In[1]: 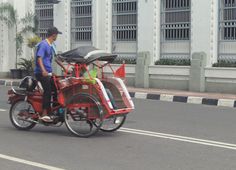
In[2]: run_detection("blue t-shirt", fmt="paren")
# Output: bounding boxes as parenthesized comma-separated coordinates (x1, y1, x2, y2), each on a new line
(34, 40, 56, 74)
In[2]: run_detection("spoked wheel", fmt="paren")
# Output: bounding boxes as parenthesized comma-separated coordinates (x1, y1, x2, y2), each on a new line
(9, 99, 37, 130)
(99, 115, 126, 132)
(64, 93, 103, 137)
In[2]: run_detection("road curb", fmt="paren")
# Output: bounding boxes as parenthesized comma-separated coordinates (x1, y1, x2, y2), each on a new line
(1, 79, 236, 108)
(129, 92, 236, 108)
(0, 80, 20, 87)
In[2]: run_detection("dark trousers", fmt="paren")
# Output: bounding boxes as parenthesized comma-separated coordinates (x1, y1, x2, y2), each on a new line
(35, 74, 57, 111)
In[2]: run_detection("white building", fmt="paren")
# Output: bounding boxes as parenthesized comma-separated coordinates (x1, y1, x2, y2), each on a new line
(0, 0, 34, 73)
(1, 0, 236, 92)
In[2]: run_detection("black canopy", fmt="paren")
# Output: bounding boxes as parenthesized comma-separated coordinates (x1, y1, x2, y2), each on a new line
(58, 46, 117, 64)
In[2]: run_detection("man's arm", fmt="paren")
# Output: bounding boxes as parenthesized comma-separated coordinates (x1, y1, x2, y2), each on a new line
(36, 43, 48, 77)
(38, 57, 48, 77)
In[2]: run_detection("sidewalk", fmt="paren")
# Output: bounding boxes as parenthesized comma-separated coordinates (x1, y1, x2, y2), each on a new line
(1, 78, 236, 108)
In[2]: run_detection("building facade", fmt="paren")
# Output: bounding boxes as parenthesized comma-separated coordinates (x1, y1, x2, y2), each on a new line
(0, 0, 235, 71)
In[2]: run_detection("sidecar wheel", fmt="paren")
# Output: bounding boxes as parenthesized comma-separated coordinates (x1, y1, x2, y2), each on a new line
(65, 93, 103, 137)
(9, 99, 36, 130)
(98, 115, 126, 132)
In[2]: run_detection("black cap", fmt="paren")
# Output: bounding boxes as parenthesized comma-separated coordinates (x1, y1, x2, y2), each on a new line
(47, 26, 62, 37)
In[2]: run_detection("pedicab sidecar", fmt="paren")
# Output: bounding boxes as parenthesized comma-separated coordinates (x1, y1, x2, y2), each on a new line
(57, 46, 135, 136)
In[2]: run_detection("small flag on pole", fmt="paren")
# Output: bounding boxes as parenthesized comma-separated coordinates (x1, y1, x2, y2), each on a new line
(114, 62, 126, 78)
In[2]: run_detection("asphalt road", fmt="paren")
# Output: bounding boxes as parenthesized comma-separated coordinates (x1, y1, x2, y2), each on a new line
(1, 86, 236, 170)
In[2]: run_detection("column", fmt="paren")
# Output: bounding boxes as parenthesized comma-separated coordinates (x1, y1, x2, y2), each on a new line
(137, 0, 161, 65)
(54, 0, 71, 52)
(210, 0, 219, 65)
(92, 0, 107, 50)
(189, 52, 207, 92)
(152, 0, 161, 65)
(53, 0, 70, 75)
(104, 0, 112, 53)
(191, 0, 212, 66)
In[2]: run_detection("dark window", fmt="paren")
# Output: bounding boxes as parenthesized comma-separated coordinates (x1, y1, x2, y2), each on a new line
(162, 0, 191, 41)
(35, 2, 54, 39)
(221, 0, 236, 40)
(71, 0, 92, 42)
(112, 0, 137, 42)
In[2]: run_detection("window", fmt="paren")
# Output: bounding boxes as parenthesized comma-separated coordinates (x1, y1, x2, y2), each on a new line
(35, 1, 54, 39)
(161, 0, 190, 41)
(218, 0, 236, 61)
(220, 0, 236, 40)
(112, 0, 137, 42)
(71, 0, 92, 42)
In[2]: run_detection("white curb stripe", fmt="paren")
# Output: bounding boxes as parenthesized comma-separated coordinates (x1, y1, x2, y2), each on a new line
(135, 92, 147, 99)
(0, 109, 6, 112)
(0, 154, 65, 170)
(187, 96, 203, 104)
(160, 94, 173, 102)
(217, 99, 235, 107)
(119, 127, 236, 150)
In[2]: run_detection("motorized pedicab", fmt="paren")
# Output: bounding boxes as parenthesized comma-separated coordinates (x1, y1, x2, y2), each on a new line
(8, 46, 134, 137)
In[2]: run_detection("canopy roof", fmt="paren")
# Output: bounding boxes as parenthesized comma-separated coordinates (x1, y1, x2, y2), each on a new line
(58, 46, 117, 64)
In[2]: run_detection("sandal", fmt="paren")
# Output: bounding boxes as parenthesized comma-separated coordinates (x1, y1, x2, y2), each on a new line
(39, 115, 53, 122)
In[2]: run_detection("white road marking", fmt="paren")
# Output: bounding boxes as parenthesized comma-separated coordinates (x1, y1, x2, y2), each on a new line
(119, 127, 236, 150)
(0, 154, 65, 170)
(0, 109, 6, 111)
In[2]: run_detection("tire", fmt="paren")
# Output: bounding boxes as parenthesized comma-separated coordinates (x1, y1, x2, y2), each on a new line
(9, 99, 36, 130)
(99, 115, 126, 132)
(64, 93, 103, 137)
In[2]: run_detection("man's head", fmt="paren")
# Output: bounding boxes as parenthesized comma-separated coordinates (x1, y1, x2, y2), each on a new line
(47, 26, 62, 41)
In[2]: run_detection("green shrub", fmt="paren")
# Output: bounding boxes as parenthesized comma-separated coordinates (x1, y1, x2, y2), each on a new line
(212, 60, 236, 67)
(155, 59, 191, 66)
(112, 58, 136, 64)
(17, 57, 34, 72)
(27, 35, 41, 48)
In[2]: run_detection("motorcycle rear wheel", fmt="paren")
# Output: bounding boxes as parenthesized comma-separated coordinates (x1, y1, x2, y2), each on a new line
(9, 99, 37, 130)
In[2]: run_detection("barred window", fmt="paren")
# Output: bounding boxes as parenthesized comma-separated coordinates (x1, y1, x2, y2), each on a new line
(35, 2, 54, 39)
(161, 0, 190, 41)
(71, 0, 92, 42)
(112, 0, 137, 42)
(220, 0, 236, 40)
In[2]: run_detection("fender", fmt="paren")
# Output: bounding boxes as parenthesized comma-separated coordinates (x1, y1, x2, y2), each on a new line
(7, 88, 26, 104)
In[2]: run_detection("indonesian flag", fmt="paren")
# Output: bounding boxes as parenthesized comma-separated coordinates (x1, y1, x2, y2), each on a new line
(114, 63, 126, 78)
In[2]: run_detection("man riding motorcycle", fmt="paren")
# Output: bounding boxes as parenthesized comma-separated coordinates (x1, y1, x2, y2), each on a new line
(34, 26, 66, 122)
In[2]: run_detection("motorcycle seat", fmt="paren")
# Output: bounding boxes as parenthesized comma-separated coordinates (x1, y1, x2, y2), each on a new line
(11, 87, 28, 95)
